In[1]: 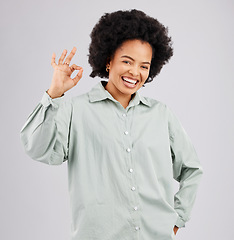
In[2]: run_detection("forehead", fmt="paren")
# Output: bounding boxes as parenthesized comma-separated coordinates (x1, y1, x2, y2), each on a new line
(114, 39, 152, 60)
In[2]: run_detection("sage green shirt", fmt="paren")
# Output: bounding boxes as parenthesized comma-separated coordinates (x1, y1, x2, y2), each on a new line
(20, 80, 203, 240)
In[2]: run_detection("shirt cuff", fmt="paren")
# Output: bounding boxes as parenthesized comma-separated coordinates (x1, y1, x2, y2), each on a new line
(175, 215, 186, 228)
(40, 90, 65, 109)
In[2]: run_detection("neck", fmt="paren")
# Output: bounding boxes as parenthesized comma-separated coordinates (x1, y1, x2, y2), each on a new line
(104, 81, 134, 109)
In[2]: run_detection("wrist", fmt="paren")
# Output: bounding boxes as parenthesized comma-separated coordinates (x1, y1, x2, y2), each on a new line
(46, 89, 64, 99)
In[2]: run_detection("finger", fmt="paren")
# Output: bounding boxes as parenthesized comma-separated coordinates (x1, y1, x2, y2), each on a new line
(58, 49, 67, 65)
(64, 47, 77, 65)
(70, 64, 82, 73)
(72, 68, 83, 86)
(51, 52, 57, 68)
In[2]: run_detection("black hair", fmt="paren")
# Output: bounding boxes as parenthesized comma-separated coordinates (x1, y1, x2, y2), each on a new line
(88, 9, 173, 85)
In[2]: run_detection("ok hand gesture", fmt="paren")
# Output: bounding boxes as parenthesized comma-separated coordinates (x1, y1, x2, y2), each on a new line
(48, 47, 83, 98)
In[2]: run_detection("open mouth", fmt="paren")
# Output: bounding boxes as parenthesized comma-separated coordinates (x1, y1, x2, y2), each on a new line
(121, 76, 139, 87)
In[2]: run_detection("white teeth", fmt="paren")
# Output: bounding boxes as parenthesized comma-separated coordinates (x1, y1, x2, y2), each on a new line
(122, 77, 137, 84)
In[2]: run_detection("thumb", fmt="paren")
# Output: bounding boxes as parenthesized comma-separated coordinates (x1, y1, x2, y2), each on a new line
(72, 68, 83, 86)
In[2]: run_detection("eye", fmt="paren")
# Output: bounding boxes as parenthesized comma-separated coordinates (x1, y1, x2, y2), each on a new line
(123, 60, 130, 64)
(141, 66, 149, 70)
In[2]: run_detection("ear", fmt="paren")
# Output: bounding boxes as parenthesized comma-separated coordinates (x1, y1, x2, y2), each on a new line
(106, 57, 111, 66)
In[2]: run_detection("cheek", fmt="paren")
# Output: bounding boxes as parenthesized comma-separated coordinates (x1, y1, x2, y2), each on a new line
(142, 70, 150, 80)
(118, 64, 129, 72)
(111, 64, 126, 74)
(115, 66, 129, 78)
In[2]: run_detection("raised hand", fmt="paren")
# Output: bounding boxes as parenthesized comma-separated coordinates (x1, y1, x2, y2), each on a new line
(47, 47, 83, 98)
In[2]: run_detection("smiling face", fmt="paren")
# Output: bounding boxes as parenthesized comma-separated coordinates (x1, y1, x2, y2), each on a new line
(105, 39, 152, 104)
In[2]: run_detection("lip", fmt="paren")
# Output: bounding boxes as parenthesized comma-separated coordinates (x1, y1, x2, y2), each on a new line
(121, 76, 140, 88)
(122, 76, 140, 82)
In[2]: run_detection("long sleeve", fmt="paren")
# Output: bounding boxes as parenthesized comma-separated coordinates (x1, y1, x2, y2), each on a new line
(166, 105, 203, 228)
(20, 91, 72, 165)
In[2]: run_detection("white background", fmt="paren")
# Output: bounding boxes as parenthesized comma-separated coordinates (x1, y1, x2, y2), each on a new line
(1, 0, 233, 239)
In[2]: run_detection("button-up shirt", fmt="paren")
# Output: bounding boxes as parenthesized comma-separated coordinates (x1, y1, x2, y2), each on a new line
(20, 80, 203, 240)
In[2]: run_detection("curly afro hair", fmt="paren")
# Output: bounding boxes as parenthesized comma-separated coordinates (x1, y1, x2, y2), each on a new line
(88, 9, 173, 85)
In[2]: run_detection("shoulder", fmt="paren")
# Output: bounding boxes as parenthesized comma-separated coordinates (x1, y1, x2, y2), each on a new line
(70, 92, 89, 105)
(139, 94, 179, 122)
(139, 93, 168, 111)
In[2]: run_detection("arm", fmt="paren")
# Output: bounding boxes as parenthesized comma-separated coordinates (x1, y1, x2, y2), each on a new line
(20, 47, 83, 165)
(20, 91, 72, 165)
(167, 105, 203, 228)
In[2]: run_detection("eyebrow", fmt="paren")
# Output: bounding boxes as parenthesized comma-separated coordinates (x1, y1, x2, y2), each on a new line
(121, 55, 151, 65)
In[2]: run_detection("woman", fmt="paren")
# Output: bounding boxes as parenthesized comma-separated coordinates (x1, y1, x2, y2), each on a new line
(20, 9, 203, 240)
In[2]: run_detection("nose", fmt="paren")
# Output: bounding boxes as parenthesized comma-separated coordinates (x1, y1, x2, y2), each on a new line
(129, 65, 139, 77)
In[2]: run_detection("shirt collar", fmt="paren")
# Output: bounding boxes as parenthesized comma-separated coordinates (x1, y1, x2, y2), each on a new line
(88, 80, 151, 107)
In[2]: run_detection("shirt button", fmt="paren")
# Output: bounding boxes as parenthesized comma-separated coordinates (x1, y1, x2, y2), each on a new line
(122, 113, 127, 117)
(131, 186, 136, 191)
(133, 206, 138, 211)
(126, 148, 131, 152)
(124, 131, 129, 135)
(129, 168, 133, 173)
(135, 226, 140, 231)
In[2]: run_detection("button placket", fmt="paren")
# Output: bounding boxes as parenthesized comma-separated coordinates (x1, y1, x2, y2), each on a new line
(135, 226, 140, 231)
(122, 110, 141, 232)
(126, 147, 131, 153)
